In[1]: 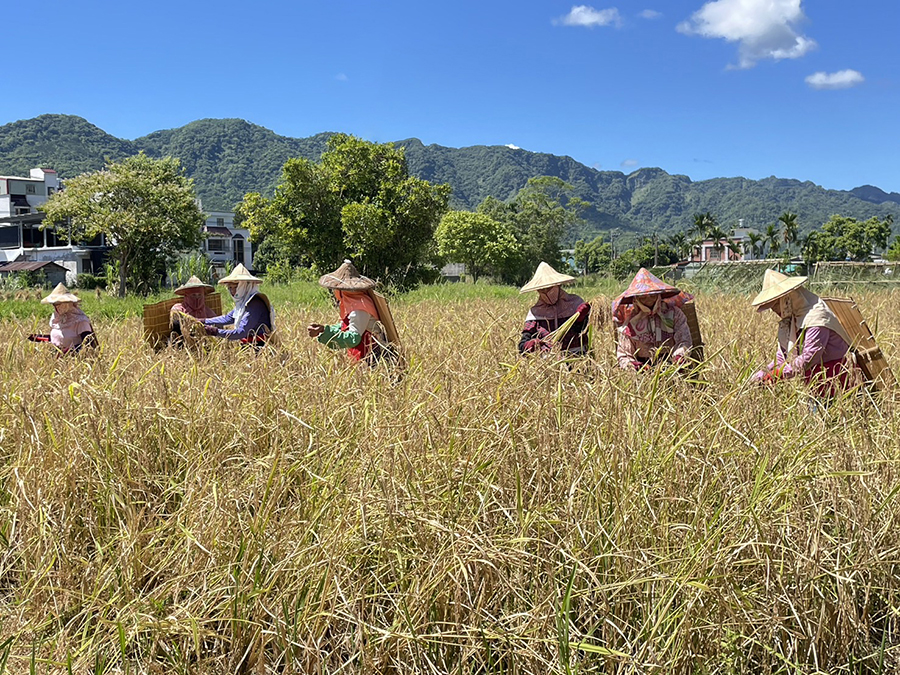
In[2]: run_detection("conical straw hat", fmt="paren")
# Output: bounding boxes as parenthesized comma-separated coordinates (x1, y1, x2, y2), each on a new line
(218, 263, 261, 284)
(751, 269, 807, 309)
(174, 275, 214, 295)
(616, 268, 681, 304)
(519, 262, 575, 293)
(319, 259, 376, 291)
(41, 283, 81, 305)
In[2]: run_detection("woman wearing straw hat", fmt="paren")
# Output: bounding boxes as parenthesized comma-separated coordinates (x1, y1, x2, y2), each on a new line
(750, 269, 856, 393)
(202, 263, 274, 345)
(308, 260, 390, 364)
(518, 262, 591, 356)
(612, 268, 693, 370)
(169, 276, 217, 344)
(27, 283, 98, 354)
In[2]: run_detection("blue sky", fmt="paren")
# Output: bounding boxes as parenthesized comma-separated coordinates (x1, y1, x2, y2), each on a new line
(2, 1, 897, 192)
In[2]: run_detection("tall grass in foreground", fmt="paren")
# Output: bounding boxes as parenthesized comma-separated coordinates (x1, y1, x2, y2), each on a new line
(1, 291, 899, 673)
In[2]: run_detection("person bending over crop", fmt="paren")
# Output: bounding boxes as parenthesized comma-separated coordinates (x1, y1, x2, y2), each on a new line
(518, 262, 591, 356)
(169, 275, 217, 343)
(203, 264, 274, 347)
(750, 270, 858, 395)
(612, 268, 693, 370)
(28, 283, 98, 354)
(307, 260, 391, 364)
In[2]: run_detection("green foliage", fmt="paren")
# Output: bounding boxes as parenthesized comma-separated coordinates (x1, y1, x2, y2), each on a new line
(169, 251, 215, 287)
(0, 270, 47, 291)
(477, 177, 586, 284)
(40, 153, 204, 296)
(573, 235, 613, 273)
(820, 214, 893, 262)
(75, 273, 105, 290)
(239, 134, 450, 289)
(885, 235, 900, 262)
(4, 115, 900, 245)
(435, 211, 520, 281)
(608, 241, 679, 280)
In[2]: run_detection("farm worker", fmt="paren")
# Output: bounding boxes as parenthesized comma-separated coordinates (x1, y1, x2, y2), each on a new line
(518, 261, 591, 356)
(307, 259, 389, 363)
(203, 264, 274, 346)
(170, 276, 217, 321)
(27, 283, 98, 354)
(750, 270, 857, 394)
(169, 275, 217, 342)
(612, 268, 693, 370)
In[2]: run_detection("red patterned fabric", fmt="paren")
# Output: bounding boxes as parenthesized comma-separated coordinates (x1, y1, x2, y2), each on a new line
(612, 268, 693, 326)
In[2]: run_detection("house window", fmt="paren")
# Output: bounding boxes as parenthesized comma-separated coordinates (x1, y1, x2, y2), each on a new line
(232, 235, 245, 264)
(207, 238, 226, 253)
(14, 207, 30, 216)
(22, 225, 44, 248)
(26, 184, 36, 194)
(0, 226, 20, 249)
(216, 217, 225, 228)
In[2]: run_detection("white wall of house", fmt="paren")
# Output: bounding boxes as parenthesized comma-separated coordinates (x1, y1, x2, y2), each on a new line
(202, 211, 253, 270)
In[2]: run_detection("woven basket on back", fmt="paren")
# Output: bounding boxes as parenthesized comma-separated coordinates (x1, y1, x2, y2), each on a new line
(143, 293, 223, 350)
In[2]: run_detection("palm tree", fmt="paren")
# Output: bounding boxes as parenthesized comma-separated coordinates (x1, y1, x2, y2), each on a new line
(779, 212, 799, 255)
(706, 224, 730, 260)
(764, 223, 781, 257)
(691, 212, 718, 239)
(746, 232, 764, 259)
(667, 232, 689, 260)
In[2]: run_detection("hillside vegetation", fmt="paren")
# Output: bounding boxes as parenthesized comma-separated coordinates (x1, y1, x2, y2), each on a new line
(2, 114, 899, 240)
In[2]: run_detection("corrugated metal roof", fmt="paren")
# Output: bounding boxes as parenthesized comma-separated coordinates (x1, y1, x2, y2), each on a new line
(0, 261, 68, 272)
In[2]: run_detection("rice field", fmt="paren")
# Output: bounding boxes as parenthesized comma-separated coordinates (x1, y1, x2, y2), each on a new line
(1, 284, 899, 673)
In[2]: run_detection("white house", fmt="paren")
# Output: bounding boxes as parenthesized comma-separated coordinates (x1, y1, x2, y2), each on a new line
(0, 168, 107, 283)
(201, 210, 253, 271)
(1, 168, 254, 283)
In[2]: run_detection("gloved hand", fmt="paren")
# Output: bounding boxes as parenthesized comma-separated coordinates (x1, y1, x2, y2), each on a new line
(751, 370, 773, 385)
(576, 303, 590, 320)
(205, 325, 219, 336)
(27, 334, 51, 342)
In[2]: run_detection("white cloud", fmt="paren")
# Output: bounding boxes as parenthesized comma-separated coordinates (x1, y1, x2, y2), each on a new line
(639, 9, 662, 19)
(805, 69, 865, 90)
(554, 5, 623, 28)
(335, 73, 349, 82)
(677, 0, 816, 68)
(621, 159, 639, 168)
(505, 144, 521, 150)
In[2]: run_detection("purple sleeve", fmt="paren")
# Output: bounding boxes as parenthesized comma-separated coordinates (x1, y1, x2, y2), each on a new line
(214, 298, 270, 341)
(204, 309, 235, 327)
(782, 326, 827, 378)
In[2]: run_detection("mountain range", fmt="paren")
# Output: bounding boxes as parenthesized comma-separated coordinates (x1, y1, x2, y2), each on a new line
(1, 114, 898, 242)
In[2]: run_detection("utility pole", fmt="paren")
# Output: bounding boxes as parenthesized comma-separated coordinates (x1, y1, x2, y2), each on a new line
(653, 233, 658, 267)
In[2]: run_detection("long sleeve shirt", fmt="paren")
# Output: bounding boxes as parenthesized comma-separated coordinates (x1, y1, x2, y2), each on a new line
(318, 310, 377, 350)
(768, 326, 849, 379)
(616, 307, 692, 369)
(204, 296, 271, 341)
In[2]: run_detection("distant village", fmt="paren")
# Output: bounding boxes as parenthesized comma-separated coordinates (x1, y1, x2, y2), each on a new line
(0, 165, 867, 286)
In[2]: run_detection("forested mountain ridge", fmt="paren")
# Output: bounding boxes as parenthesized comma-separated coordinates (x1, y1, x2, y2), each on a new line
(2, 114, 898, 240)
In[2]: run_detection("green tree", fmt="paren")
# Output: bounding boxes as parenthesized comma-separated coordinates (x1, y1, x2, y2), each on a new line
(573, 235, 614, 273)
(764, 223, 781, 257)
(238, 134, 450, 288)
(886, 235, 900, 262)
(435, 211, 520, 281)
(820, 214, 893, 261)
(778, 212, 799, 254)
(477, 176, 588, 283)
(40, 153, 204, 296)
(746, 232, 764, 258)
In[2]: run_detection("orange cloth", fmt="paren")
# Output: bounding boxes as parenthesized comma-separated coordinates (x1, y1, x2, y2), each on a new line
(336, 290, 379, 322)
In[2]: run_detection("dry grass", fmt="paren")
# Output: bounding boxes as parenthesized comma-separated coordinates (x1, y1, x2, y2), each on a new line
(1, 289, 899, 673)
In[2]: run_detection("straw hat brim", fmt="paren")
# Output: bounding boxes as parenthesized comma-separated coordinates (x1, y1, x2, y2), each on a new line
(174, 283, 214, 295)
(41, 293, 81, 305)
(218, 272, 262, 284)
(751, 275, 807, 309)
(618, 288, 681, 304)
(318, 273, 376, 291)
(519, 277, 575, 293)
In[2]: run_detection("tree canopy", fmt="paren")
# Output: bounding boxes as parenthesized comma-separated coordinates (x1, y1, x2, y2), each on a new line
(238, 134, 450, 288)
(435, 211, 519, 282)
(40, 153, 204, 296)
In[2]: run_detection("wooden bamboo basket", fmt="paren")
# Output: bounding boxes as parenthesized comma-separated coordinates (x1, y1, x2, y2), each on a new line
(143, 293, 223, 350)
(823, 296, 895, 391)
